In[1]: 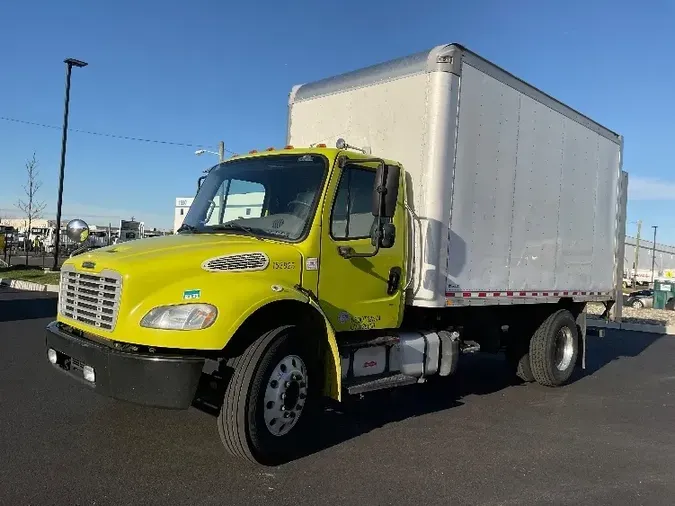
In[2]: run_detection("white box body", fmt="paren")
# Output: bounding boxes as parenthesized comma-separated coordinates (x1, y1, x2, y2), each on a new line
(289, 44, 624, 308)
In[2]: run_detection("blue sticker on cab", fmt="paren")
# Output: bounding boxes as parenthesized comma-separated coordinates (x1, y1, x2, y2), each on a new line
(183, 289, 201, 300)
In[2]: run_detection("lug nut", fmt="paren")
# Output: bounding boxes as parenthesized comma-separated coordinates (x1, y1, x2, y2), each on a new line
(281, 393, 286, 400)
(284, 412, 291, 418)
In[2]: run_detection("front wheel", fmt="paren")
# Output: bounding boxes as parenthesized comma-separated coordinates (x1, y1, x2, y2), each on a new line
(631, 299, 644, 309)
(217, 325, 320, 465)
(529, 309, 579, 387)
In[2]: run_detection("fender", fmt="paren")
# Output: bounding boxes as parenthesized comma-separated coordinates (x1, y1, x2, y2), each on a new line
(305, 295, 342, 402)
(225, 282, 342, 402)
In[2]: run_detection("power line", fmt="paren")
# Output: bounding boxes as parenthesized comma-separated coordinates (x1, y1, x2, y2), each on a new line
(1, 115, 237, 153)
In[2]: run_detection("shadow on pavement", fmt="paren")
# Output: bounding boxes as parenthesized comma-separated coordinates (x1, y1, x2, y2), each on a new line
(574, 329, 663, 378)
(192, 330, 665, 463)
(0, 291, 57, 322)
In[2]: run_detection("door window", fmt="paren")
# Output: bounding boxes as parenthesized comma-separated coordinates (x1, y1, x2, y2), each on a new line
(330, 167, 377, 240)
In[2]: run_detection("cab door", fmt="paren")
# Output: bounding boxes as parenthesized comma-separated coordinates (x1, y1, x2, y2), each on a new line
(317, 162, 406, 332)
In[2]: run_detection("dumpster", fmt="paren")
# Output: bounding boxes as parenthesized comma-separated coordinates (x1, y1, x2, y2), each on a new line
(653, 280, 675, 310)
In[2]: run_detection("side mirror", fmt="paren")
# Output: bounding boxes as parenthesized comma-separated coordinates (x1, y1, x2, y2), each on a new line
(372, 164, 400, 218)
(66, 219, 90, 243)
(371, 222, 396, 249)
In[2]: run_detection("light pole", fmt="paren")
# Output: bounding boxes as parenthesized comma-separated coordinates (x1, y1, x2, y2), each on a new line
(53, 57, 88, 271)
(195, 141, 225, 163)
(651, 225, 658, 284)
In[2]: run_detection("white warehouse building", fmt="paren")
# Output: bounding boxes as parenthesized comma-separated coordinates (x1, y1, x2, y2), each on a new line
(174, 192, 265, 233)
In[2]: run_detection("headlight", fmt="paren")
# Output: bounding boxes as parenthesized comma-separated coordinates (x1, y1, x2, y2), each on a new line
(140, 304, 217, 330)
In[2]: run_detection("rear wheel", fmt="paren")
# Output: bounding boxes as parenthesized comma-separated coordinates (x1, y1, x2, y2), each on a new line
(666, 298, 675, 311)
(529, 309, 579, 387)
(217, 325, 321, 465)
(505, 338, 534, 383)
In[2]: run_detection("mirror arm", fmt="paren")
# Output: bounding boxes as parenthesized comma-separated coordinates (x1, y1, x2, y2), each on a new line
(338, 243, 380, 259)
(338, 216, 383, 259)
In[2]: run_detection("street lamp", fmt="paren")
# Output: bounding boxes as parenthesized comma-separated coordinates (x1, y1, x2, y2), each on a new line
(195, 141, 225, 163)
(53, 57, 88, 271)
(195, 149, 221, 159)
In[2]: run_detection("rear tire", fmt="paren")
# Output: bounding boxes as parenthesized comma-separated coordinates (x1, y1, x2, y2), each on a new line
(529, 309, 579, 387)
(505, 341, 534, 383)
(217, 325, 321, 465)
(631, 299, 644, 309)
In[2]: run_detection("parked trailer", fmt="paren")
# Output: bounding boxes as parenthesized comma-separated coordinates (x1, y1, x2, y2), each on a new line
(44, 43, 626, 465)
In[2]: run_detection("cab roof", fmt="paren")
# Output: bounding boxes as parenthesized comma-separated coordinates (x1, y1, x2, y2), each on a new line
(222, 146, 401, 168)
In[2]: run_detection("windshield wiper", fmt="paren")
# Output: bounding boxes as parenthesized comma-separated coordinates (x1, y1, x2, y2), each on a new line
(210, 223, 265, 240)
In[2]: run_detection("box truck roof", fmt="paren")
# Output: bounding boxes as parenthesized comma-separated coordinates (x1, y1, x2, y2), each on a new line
(289, 43, 620, 144)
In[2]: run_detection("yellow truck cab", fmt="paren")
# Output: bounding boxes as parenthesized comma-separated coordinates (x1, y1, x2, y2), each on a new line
(46, 147, 407, 463)
(45, 43, 625, 465)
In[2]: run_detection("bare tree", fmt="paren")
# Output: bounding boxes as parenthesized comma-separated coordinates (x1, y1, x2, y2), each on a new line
(15, 153, 46, 265)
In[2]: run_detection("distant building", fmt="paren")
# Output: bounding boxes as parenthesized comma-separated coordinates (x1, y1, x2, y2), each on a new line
(624, 235, 675, 281)
(174, 192, 265, 233)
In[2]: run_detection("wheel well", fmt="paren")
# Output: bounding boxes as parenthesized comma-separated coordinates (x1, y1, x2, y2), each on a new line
(222, 300, 328, 360)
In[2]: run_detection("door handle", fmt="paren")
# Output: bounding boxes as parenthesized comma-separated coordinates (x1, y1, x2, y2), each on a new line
(387, 267, 402, 295)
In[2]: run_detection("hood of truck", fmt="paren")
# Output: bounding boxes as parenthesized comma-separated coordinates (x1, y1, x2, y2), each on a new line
(66, 233, 301, 268)
(57, 233, 306, 345)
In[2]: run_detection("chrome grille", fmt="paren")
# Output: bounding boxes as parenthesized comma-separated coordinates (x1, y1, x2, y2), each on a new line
(201, 252, 269, 272)
(58, 267, 122, 331)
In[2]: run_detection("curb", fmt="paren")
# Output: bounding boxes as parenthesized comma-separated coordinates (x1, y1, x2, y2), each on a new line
(588, 319, 675, 336)
(0, 278, 59, 293)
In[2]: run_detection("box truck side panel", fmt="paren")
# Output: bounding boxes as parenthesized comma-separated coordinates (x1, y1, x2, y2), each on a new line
(447, 61, 621, 295)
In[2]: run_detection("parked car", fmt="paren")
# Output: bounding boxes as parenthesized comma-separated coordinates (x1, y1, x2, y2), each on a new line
(624, 289, 654, 309)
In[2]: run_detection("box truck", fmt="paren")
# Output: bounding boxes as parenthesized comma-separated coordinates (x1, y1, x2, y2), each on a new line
(45, 43, 627, 465)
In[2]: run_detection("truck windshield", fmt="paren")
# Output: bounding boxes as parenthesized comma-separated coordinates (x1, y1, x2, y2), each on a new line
(180, 153, 328, 241)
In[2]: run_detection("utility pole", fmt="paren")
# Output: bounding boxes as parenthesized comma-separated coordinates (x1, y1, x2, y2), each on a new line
(633, 220, 642, 288)
(218, 141, 225, 163)
(651, 225, 658, 284)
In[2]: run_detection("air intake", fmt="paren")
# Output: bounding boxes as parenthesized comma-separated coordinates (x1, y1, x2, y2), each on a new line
(201, 252, 269, 272)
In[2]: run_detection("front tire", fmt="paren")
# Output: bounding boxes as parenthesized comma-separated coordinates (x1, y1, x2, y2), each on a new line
(217, 325, 320, 465)
(529, 309, 579, 387)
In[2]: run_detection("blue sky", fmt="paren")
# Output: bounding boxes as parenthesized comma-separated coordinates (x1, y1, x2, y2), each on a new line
(1, 0, 674, 241)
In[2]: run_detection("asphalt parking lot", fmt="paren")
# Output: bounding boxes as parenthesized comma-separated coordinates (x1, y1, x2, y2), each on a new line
(1, 287, 674, 505)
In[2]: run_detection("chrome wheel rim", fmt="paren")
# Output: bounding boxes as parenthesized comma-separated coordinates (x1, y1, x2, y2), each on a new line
(263, 355, 308, 437)
(554, 326, 574, 371)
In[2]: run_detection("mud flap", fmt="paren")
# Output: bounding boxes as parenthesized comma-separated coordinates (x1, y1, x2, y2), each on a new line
(576, 310, 587, 370)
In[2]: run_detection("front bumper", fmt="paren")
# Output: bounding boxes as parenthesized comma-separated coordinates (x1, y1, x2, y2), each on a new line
(45, 321, 205, 409)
